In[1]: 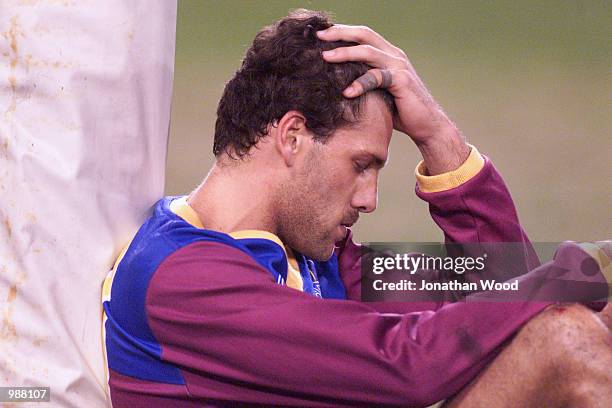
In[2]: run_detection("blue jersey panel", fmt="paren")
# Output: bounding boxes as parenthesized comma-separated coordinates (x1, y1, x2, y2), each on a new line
(106, 197, 251, 384)
(106, 196, 347, 384)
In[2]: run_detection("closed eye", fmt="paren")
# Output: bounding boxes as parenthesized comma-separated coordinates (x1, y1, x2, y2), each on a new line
(354, 161, 368, 174)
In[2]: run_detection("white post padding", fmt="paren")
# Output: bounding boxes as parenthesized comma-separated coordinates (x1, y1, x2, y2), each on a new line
(0, 1, 176, 406)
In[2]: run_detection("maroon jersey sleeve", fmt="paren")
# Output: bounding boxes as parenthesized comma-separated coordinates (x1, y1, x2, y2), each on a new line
(145, 240, 598, 406)
(142, 151, 608, 406)
(338, 155, 540, 311)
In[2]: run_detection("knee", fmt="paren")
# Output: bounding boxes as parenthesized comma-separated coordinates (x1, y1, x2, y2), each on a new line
(518, 303, 609, 365)
(531, 306, 609, 366)
(524, 303, 606, 340)
(516, 304, 612, 403)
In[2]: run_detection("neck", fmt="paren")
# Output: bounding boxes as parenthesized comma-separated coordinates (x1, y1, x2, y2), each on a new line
(187, 160, 279, 235)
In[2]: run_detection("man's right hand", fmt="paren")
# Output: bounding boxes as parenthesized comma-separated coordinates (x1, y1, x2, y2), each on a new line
(317, 25, 471, 175)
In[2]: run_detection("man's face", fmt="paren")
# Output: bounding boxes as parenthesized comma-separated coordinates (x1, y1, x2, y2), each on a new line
(275, 95, 393, 261)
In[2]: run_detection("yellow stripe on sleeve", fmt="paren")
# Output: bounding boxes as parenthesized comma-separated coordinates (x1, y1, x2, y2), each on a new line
(415, 144, 485, 193)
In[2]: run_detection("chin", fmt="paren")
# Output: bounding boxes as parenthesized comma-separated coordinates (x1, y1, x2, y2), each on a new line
(302, 242, 336, 262)
(282, 230, 336, 261)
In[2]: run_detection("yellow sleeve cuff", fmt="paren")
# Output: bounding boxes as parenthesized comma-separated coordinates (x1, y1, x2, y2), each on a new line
(578, 242, 612, 300)
(415, 144, 485, 193)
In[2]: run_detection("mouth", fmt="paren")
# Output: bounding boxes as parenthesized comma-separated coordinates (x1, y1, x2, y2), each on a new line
(341, 216, 359, 229)
(335, 225, 348, 241)
(335, 217, 358, 240)
(340, 224, 352, 234)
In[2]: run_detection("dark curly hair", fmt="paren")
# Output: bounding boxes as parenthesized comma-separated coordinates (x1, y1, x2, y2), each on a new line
(213, 9, 396, 158)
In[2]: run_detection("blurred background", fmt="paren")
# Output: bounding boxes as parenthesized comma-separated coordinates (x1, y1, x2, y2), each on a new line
(167, 0, 611, 243)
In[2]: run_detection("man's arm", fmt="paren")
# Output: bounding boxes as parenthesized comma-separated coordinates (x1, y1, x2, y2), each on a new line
(318, 24, 536, 249)
(144, 240, 608, 406)
(337, 148, 540, 309)
(320, 25, 540, 306)
(145, 240, 540, 407)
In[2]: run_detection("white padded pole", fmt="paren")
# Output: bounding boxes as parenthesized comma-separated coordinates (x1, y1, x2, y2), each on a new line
(0, 1, 177, 406)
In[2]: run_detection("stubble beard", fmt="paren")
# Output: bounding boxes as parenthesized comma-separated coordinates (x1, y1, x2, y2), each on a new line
(274, 162, 336, 261)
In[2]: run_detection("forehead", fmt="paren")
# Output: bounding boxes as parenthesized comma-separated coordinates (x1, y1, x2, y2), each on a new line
(326, 95, 393, 161)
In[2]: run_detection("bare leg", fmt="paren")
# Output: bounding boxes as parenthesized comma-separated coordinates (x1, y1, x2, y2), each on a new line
(444, 304, 612, 407)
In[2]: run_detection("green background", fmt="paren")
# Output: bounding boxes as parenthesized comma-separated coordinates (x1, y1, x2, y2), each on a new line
(167, 0, 611, 242)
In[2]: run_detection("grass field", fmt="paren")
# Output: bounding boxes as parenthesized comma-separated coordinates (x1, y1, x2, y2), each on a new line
(167, 1, 611, 243)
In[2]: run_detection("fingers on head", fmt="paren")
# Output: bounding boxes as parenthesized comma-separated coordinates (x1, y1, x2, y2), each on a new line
(323, 44, 387, 67)
(318, 24, 394, 53)
(318, 24, 371, 42)
(354, 71, 379, 94)
(349, 69, 393, 97)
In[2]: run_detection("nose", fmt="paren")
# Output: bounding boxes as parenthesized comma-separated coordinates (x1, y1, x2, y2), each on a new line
(351, 175, 378, 213)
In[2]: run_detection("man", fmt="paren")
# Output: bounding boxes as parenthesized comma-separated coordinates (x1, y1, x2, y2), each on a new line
(102, 10, 611, 407)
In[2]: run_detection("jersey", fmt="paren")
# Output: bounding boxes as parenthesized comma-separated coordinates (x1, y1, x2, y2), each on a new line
(102, 146, 610, 407)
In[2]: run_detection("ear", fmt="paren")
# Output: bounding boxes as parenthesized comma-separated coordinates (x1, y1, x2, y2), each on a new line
(272, 110, 311, 167)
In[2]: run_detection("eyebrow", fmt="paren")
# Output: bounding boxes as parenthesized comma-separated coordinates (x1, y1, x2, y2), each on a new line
(355, 152, 388, 169)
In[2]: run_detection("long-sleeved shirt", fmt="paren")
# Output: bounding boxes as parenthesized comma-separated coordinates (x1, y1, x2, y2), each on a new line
(102, 146, 610, 407)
